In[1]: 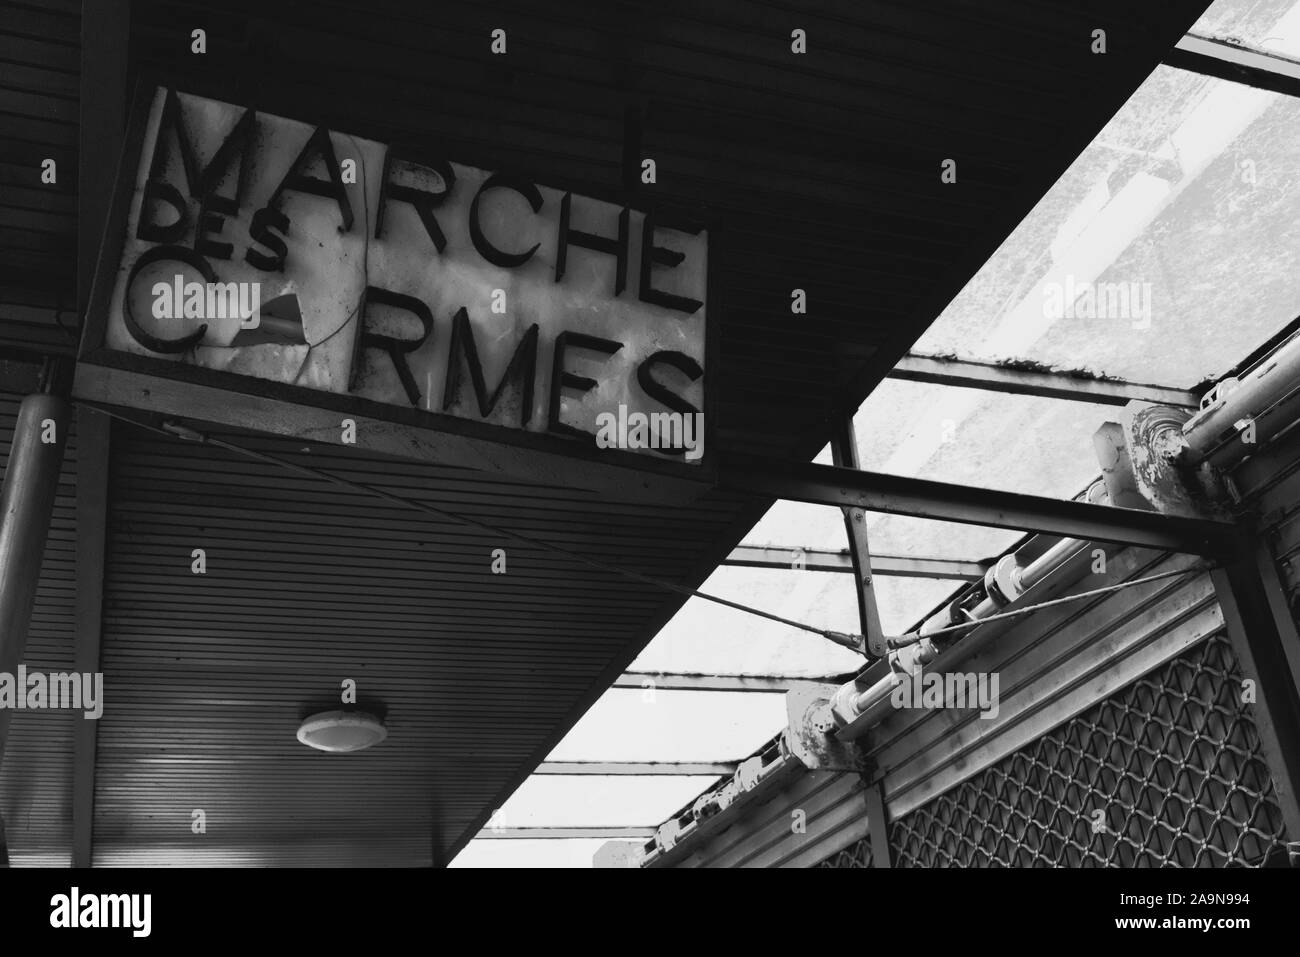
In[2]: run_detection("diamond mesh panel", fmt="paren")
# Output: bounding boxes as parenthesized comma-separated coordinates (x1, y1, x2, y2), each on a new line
(814, 837, 873, 868)
(817, 633, 1291, 868)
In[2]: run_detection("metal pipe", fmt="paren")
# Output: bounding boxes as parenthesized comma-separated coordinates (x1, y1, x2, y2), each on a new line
(851, 662, 911, 718)
(835, 324, 1300, 731)
(644, 733, 798, 862)
(1182, 331, 1300, 467)
(0, 392, 71, 766)
(1023, 537, 1086, 588)
(834, 484, 1109, 732)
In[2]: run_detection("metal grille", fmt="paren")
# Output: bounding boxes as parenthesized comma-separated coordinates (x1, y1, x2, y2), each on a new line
(814, 837, 873, 868)
(819, 633, 1291, 867)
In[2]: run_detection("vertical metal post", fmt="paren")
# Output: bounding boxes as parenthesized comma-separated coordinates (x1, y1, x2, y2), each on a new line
(829, 413, 886, 656)
(1250, 536, 1300, 697)
(836, 411, 893, 865)
(64, 0, 130, 868)
(72, 407, 110, 867)
(0, 391, 71, 766)
(863, 778, 893, 868)
(1212, 536, 1300, 849)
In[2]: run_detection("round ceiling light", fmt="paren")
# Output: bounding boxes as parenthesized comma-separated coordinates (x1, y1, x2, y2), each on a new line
(296, 710, 388, 753)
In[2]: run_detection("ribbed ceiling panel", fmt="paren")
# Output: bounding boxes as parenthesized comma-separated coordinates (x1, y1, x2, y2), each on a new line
(0, 1, 79, 350)
(93, 423, 738, 865)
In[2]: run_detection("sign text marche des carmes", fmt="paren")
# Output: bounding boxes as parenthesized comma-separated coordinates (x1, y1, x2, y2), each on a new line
(96, 87, 708, 468)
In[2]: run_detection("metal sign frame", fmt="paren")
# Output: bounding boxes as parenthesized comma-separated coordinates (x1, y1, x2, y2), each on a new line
(76, 77, 720, 500)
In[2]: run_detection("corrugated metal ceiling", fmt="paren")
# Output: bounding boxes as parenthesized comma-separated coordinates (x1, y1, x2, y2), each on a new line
(0, 0, 79, 355)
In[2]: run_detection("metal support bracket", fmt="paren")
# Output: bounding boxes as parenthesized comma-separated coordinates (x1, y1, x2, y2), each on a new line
(830, 414, 888, 658)
(785, 682, 871, 774)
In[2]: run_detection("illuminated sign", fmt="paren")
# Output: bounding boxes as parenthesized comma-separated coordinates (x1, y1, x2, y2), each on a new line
(77, 87, 713, 495)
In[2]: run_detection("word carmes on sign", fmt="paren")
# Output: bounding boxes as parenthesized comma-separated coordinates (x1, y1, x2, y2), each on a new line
(101, 88, 708, 461)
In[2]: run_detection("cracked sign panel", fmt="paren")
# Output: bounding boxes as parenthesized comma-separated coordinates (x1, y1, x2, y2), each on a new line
(77, 88, 710, 491)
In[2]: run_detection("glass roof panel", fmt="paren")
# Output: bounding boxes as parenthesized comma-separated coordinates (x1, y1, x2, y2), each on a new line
(545, 689, 786, 762)
(629, 566, 863, 677)
(1193, 0, 1300, 54)
(853, 379, 1106, 497)
(450, 839, 611, 868)
(629, 565, 964, 675)
(857, 514, 1021, 564)
(914, 62, 1300, 388)
(489, 775, 721, 828)
(741, 449, 1020, 560)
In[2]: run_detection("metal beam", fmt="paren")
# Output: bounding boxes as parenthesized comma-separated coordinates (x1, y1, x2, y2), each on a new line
(614, 672, 821, 693)
(718, 453, 1235, 553)
(1212, 542, 1300, 844)
(0, 358, 44, 396)
(477, 827, 655, 840)
(890, 354, 1199, 408)
(1250, 540, 1300, 702)
(69, 0, 130, 871)
(536, 762, 734, 776)
(72, 408, 110, 868)
(830, 414, 886, 656)
(724, 544, 986, 580)
(1167, 34, 1300, 99)
(78, 0, 131, 312)
(0, 324, 75, 359)
(864, 778, 892, 868)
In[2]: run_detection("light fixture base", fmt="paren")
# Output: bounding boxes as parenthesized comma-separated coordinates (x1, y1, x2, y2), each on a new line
(297, 710, 387, 753)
